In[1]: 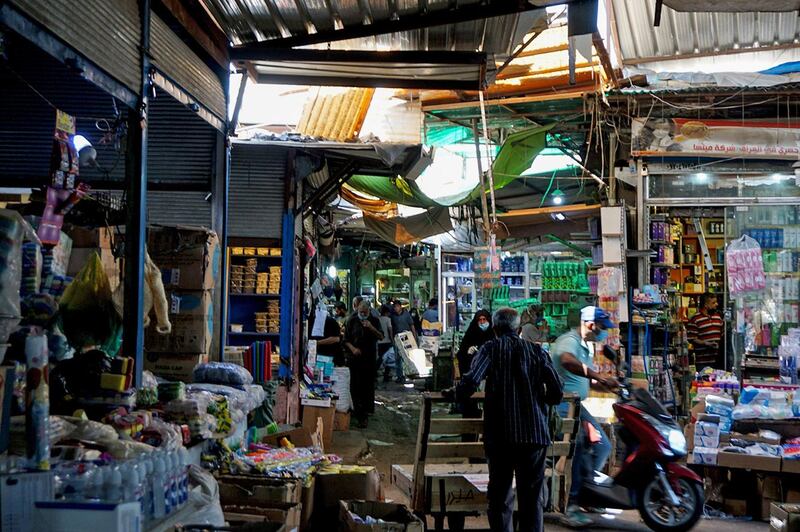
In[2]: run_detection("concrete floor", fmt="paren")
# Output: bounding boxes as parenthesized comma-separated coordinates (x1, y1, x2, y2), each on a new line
(328, 380, 768, 531)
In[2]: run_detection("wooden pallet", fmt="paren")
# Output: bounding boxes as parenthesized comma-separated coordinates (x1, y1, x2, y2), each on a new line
(400, 392, 581, 531)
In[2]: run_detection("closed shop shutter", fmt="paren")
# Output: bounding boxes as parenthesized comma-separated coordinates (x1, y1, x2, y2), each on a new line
(149, 12, 226, 132)
(229, 144, 287, 239)
(9, 0, 140, 92)
(147, 191, 211, 228)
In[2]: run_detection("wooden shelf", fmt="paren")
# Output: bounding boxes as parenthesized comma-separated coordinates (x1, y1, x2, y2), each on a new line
(231, 254, 282, 259)
(229, 331, 280, 337)
(230, 293, 280, 298)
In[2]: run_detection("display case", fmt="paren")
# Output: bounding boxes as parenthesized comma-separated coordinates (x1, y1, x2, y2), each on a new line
(441, 253, 477, 331)
(727, 205, 800, 385)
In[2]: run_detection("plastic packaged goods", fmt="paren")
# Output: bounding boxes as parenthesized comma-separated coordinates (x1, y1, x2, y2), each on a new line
(331, 367, 352, 412)
(726, 235, 767, 296)
(193, 362, 254, 386)
(25, 331, 50, 470)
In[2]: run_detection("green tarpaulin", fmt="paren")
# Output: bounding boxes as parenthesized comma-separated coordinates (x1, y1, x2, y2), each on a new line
(347, 125, 552, 208)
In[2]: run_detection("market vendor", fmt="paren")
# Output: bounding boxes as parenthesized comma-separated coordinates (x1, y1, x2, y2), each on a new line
(309, 302, 346, 366)
(343, 300, 384, 428)
(687, 293, 724, 369)
(551, 306, 617, 528)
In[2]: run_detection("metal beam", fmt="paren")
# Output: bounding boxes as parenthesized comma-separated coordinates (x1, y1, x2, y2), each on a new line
(231, 48, 487, 64)
(231, 0, 540, 49)
(254, 73, 482, 91)
(301, 161, 358, 215)
(422, 90, 589, 111)
(124, 0, 151, 389)
(229, 71, 247, 136)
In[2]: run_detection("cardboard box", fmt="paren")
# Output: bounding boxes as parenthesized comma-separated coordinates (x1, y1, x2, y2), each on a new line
(65, 226, 115, 249)
(149, 225, 219, 290)
(259, 422, 323, 450)
(717, 451, 782, 472)
(334, 410, 351, 432)
(770, 502, 800, 531)
(34, 501, 141, 532)
(218, 476, 301, 507)
(721, 431, 782, 445)
(146, 313, 213, 353)
(339, 500, 423, 532)
(301, 477, 315, 530)
(302, 405, 335, 451)
(313, 467, 381, 528)
(685, 423, 695, 452)
(223, 504, 299, 531)
(692, 447, 718, 465)
(166, 290, 213, 316)
(143, 352, 207, 381)
(787, 490, 800, 504)
(723, 498, 748, 517)
(783, 460, 800, 474)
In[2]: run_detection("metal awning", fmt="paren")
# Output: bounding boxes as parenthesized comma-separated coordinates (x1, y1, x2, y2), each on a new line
(201, 0, 566, 89)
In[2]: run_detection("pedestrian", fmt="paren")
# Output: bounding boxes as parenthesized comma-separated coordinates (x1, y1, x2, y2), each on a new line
(421, 298, 439, 323)
(308, 301, 345, 366)
(343, 300, 384, 428)
(550, 306, 618, 527)
(390, 300, 417, 383)
(455, 307, 563, 532)
(377, 304, 394, 381)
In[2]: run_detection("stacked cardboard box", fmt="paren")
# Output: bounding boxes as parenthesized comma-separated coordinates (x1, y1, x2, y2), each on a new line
(65, 226, 119, 291)
(145, 225, 219, 381)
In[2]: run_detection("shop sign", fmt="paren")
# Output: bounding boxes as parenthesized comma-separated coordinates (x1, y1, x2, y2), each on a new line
(632, 118, 800, 159)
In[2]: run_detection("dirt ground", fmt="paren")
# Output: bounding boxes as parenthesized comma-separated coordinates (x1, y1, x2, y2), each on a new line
(328, 380, 768, 531)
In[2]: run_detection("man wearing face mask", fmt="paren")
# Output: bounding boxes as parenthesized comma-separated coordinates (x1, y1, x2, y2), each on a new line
(551, 306, 617, 528)
(344, 301, 384, 428)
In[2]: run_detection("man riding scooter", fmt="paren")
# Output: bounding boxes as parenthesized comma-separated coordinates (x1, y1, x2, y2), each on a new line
(551, 306, 617, 528)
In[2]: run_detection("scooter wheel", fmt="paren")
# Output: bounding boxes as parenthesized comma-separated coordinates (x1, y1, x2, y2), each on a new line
(637, 478, 703, 532)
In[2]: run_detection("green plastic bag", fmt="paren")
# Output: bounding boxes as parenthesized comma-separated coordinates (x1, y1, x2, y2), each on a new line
(59, 252, 122, 354)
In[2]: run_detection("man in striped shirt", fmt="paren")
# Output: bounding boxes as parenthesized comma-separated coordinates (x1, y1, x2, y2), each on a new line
(456, 307, 563, 532)
(687, 294, 723, 368)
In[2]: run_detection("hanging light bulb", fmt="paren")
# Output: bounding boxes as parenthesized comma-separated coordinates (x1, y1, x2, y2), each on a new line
(551, 188, 565, 205)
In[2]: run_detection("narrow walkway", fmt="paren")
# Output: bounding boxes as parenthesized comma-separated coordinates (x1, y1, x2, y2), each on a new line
(328, 381, 768, 531)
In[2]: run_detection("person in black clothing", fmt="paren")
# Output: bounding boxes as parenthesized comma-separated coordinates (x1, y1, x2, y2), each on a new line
(343, 300, 384, 428)
(456, 309, 495, 418)
(456, 307, 563, 532)
(308, 303, 344, 365)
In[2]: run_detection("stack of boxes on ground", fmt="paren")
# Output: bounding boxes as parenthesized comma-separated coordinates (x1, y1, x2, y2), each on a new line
(145, 225, 219, 381)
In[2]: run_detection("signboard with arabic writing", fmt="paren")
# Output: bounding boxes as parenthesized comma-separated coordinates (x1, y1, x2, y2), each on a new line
(631, 118, 800, 159)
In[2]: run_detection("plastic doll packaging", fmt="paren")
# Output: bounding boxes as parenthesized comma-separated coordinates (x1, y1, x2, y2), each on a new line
(726, 235, 767, 296)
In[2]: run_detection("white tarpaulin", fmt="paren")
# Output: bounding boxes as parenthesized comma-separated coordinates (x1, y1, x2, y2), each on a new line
(664, 0, 800, 11)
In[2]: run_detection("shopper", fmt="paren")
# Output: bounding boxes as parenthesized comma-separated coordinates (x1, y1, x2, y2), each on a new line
(421, 298, 439, 323)
(343, 301, 384, 428)
(308, 303, 344, 365)
(455, 307, 563, 532)
(377, 304, 394, 381)
(550, 306, 618, 528)
(390, 300, 417, 383)
(410, 307, 423, 337)
(520, 305, 548, 345)
(455, 310, 495, 419)
(687, 293, 724, 369)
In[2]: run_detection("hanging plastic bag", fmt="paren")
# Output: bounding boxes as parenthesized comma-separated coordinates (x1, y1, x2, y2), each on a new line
(0, 211, 37, 344)
(726, 234, 766, 296)
(59, 252, 121, 352)
(112, 250, 171, 334)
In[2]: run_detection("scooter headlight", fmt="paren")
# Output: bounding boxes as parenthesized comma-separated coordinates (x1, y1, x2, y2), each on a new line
(668, 429, 687, 455)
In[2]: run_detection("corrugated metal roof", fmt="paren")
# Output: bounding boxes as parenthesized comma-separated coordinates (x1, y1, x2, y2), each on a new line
(201, 0, 544, 62)
(611, 0, 800, 64)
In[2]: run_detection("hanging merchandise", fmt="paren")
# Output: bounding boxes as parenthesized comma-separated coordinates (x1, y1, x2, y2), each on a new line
(25, 330, 49, 470)
(726, 234, 767, 296)
(597, 267, 623, 351)
(111, 251, 171, 334)
(0, 211, 36, 347)
(59, 252, 122, 354)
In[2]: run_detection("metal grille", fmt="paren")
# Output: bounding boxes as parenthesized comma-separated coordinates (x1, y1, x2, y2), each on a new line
(148, 88, 217, 187)
(150, 12, 227, 126)
(9, 0, 140, 91)
(228, 144, 287, 239)
(147, 190, 212, 227)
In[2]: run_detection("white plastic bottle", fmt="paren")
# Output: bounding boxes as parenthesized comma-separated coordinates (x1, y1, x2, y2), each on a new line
(105, 464, 123, 504)
(178, 448, 190, 506)
(142, 456, 155, 522)
(166, 451, 178, 513)
(152, 454, 167, 519)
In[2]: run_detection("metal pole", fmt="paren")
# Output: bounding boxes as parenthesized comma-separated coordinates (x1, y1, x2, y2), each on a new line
(471, 119, 491, 236)
(124, 0, 150, 388)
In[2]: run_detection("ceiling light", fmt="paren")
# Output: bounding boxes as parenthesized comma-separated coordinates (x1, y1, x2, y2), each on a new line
(551, 188, 565, 205)
(695, 173, 708, 183)
(551, 212, 566, 222)
(327, 265, 337, 278)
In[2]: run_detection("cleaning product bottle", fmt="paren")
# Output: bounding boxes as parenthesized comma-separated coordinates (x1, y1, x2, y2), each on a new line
(152, 453, 167, 519)
(178, 447, 190, 506)
(105, 464, 123, 503)
(167, 451, 178, 513)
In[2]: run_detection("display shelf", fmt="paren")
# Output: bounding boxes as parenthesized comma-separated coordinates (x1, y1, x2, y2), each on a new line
(501, 272, 526, 277)
(229, 331, 280, 337)
(652, 263, 678, 268)
(231, 254, 282, 259)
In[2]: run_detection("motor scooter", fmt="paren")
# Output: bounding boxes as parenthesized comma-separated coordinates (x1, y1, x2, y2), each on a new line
(575, 348, 704, 531)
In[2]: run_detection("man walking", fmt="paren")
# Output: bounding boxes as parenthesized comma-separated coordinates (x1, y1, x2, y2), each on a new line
(343, 301, 384, 428)
(390, 300, 416, 382)
(551, 306, 617, 527)
(456, 307, 563, 532)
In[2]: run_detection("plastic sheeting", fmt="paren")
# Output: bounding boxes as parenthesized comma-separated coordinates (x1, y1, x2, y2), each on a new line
(363, 207, 453, 246)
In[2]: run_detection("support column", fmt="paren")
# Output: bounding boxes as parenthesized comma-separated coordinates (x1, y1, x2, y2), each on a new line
(124, 0, 151, 388)
(212, 131, 230, 361)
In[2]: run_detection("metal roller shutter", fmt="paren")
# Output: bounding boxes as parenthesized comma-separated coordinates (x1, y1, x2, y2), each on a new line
(148, 88, 217, 187)
(229, 144, 287, 239)
(9, 0, 140, 92)
(147, 190, 211, 227)
(150, 12, 226, 132)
